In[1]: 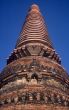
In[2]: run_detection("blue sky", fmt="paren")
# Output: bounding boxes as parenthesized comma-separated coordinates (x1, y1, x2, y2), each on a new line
(0, 0, 69, 74)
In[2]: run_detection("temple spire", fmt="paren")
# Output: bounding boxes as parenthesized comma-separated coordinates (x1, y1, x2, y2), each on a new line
(7, 4, 61, 64)
(0, 5, 69, 110)
(15, 4, 53, 48)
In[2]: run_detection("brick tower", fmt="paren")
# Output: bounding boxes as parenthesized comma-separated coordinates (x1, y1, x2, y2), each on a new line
(0, 4, 69, 110)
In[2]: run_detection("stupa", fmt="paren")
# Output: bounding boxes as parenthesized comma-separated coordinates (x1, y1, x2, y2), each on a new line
(0, 4, 69, 110)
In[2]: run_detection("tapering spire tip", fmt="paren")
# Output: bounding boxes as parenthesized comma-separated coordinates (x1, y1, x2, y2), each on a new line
(30, 4, 40, 12)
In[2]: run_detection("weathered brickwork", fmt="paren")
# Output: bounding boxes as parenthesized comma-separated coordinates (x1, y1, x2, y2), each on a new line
(0, 104, 69, 110)
(0, 4, 69, 110)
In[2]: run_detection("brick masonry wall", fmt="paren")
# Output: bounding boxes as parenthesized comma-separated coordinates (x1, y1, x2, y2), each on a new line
(0, 104, 69, 110)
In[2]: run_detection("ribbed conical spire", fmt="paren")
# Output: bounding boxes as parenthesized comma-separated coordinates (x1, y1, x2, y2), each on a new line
(7, 4, 61, 64)
(15, 4, 53, 48)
